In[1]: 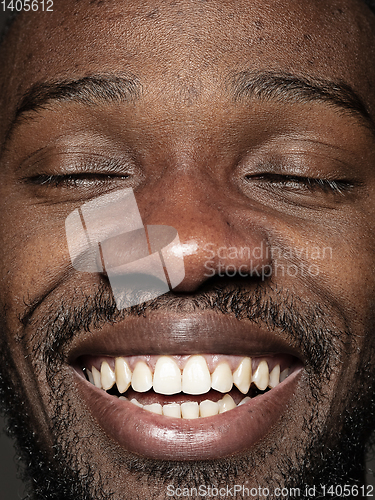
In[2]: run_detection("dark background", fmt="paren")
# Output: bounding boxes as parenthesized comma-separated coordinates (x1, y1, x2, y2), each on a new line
(0, 6, 375, 500)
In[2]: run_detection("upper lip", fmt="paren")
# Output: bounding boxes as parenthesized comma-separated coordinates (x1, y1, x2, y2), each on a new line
(67, 310, 305, 363)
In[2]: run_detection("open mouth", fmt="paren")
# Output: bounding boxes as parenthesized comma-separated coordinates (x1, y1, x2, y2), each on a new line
(79, 354, 299, 419)
(70, 313, 304, 460)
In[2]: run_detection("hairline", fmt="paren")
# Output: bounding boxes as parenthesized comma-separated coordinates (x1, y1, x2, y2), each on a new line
(1, 0, 375, 43)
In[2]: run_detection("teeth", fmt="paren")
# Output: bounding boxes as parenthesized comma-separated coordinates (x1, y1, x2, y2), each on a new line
(211, 362, 233, 393)
(86, 354, 294, 418)
(269, 364, 280, 388)
(125, 395, 251, 417)
(233, 357, 251, 394)
(200, 399, 219, 417)
(163, 403, 181, 418)
(115, 358, 132, 393)
(132, 361, 153, 392)
(181, 401, 200, 419)
(238, 396, 251, 406)
(218, 394, 236, 413)
(182, 355, 211, 395)
(280, 368, 289, 382)
(86, 369, 94, 385)
(101, 361, 116, 390)
(153, 356, 181, 395)
(144, 403, 163, 415)
(253, 360, 269, 391)
(130, 398, 143, 408)
(92, 366, 102, 389)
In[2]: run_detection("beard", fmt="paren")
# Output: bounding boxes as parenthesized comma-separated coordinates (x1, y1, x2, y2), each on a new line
(0, 280, 374, 500)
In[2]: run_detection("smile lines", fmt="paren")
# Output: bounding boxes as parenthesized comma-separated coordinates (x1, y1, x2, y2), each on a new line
(81, 354, 295, 418)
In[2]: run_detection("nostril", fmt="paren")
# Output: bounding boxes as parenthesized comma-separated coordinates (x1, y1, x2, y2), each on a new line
(199, 272, 271, 291)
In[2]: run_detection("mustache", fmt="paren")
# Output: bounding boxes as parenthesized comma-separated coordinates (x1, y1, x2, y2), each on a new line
(26, 279, 344, 378)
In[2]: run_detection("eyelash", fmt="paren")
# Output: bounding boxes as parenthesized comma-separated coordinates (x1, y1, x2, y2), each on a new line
(27, 173, 130, 187)
(245, 174, 354, 194)
(28, 172, 353, 197)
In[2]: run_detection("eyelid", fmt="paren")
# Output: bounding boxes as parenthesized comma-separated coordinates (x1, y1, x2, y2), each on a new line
(18, 149, 138, 178)
(244, 173, 356, 194)
(236, 145, 360, 181)
(25, 172, 131, 187)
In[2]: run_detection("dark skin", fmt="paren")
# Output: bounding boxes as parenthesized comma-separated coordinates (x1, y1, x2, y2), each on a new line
(0, 0, 375, 498)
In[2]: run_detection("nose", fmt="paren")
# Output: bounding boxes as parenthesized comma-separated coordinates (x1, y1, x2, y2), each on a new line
(65, 173, 273, 305)
(137, 170, 272, 292)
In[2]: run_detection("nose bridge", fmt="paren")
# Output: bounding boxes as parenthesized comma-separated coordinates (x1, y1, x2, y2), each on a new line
(146, 166, 219, 231)
(139, 167, 272, 291)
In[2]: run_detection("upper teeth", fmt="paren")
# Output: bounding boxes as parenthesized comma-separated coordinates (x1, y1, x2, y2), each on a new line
(86, 354, 291, 397)
(153, 356, 182, 395)
(181, 355, 212, 394)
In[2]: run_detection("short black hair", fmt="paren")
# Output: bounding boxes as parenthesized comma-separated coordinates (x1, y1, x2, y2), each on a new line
(1, 1, 375, 45)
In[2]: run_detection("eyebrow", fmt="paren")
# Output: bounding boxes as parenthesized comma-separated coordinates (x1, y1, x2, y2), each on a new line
(230, 70, 375, 133)
(3, 70, 374, 151)
(3, 74, 142, 147)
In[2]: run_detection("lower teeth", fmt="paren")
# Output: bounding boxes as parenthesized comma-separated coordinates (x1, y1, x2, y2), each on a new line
(116, 392, 252, 418)
(100, 384, 271, 419)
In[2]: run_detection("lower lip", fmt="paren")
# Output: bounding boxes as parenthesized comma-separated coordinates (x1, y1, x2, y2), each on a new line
(75, 369, 302, 460)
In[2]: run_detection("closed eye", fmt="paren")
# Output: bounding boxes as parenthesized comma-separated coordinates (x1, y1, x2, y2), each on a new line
(27, 173, 131, 188)
(244, 173, 355, 195)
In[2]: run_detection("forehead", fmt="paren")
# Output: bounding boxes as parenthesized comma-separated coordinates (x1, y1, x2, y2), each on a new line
(1, 0, 375, 134)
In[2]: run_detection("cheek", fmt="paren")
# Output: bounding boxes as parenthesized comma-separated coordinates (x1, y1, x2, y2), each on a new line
(321, 218, 375, 317)
(268, 215, 375, 420)
(0, 197, 70, 319)
(273, 212, 375, 315)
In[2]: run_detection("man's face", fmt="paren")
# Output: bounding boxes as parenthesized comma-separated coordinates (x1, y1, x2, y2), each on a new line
(0, 0, 375, 498)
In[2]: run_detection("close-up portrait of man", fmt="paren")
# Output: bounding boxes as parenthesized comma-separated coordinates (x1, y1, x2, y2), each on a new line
(0, 0, 375, 499)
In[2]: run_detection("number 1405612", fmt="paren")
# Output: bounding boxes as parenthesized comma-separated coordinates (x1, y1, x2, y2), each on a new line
(1, 0, 53, 11)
